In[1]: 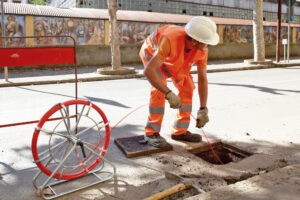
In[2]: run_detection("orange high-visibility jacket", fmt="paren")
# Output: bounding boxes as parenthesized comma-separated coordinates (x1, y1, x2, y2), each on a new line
(140, 25, 208, 85)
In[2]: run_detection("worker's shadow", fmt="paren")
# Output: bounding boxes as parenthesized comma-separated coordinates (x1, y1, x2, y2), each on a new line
(209, 82, 300, 95)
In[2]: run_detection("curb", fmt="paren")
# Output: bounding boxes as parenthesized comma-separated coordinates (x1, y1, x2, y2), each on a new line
(0, 74, 145, 88)
(1, 63, 300, 88)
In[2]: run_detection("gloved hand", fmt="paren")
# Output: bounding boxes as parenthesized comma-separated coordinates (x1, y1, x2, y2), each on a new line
(165, 91, 182, 109)
(196, 107, 209, 128)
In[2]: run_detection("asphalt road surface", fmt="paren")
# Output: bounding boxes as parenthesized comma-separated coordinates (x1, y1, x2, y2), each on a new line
(1, 66, 300, 200)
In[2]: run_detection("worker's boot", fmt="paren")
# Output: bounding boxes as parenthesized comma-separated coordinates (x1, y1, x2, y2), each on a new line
(144, 133, 167, 148)
(171, 131, 202, 142)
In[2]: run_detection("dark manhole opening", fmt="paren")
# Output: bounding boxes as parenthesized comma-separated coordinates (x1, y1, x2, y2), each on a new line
(194, 142, 253, 165)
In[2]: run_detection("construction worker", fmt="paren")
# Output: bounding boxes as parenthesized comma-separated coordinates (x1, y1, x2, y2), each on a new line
(139, 16, 219, 148)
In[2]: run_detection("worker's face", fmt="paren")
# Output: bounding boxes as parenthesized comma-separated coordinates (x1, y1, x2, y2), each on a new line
(192, 39, 209, 50)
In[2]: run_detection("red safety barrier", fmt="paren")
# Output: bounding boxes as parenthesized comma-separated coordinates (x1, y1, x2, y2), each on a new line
(0, 36, 78, 128)
(0, 47, 75, 67)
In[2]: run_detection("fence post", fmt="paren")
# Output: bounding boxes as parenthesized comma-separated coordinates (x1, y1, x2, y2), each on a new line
(1, 0, 8, 81)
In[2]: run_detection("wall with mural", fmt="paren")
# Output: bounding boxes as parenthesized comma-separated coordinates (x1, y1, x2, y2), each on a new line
(223, 25, 290, 44)
(1, 14, 300, 47)
(33, 17, 105, 46)
(0, 15, 25, 47)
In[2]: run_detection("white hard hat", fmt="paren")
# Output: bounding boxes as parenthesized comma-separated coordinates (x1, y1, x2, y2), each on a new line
(185, 16, 219, 45)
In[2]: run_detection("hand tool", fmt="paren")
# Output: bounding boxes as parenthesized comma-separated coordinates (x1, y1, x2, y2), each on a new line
(144, 171, 205, 200)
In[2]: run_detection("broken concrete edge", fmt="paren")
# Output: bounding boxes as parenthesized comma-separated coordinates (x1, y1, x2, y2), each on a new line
(1, 63, 300, 87)
(185, 163, 297, 200)
(185, 139, 222, 153)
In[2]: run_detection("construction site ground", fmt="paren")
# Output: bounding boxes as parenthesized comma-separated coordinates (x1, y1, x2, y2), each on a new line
(0, 58, 300, 200)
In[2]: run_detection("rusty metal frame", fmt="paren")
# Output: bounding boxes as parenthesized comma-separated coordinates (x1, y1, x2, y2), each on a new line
(0, 35, 78, 128)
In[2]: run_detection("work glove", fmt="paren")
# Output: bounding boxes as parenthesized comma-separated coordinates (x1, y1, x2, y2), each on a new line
(196, 107, 209, 128)
(165, 91, 182, 109)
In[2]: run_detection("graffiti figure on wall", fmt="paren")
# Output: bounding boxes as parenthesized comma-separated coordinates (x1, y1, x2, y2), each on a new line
(75, 20, 87, 45)
(34, 19, 47, 45)
(34, 17, 76, 45)
(4, 15, 25, 47)
(51, 18, 68, 44)
(242, 26, 253, 43)
(264, 26, 277, 43)
(64, 19, 77, 44)
(281, 27, 288, 40)
(87, 20, 105, 45)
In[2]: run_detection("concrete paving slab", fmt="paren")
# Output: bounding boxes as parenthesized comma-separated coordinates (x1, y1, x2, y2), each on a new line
(1, 60, 300, 200)
(186, 164, 300, 200)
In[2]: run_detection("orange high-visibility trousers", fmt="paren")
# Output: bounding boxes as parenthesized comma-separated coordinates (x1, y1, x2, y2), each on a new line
(144, 68, 195, 136)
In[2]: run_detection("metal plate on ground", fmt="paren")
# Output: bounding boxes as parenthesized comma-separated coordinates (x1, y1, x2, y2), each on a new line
(114, 135, 173, 158)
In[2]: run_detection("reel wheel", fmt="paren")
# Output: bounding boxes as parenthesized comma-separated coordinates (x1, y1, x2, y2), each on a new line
(31, 99, 110, 180)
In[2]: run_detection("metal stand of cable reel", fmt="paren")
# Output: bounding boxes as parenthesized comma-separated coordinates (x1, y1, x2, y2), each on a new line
(31, 99, 116, 199)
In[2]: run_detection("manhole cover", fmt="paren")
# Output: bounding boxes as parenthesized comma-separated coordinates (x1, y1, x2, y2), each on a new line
(114, 135, 173, 158)
(194, 142, 252, 165)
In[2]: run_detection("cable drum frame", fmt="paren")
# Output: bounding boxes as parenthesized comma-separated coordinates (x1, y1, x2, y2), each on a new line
(0, 36, 116, 199)
(32, 99, 116, 199)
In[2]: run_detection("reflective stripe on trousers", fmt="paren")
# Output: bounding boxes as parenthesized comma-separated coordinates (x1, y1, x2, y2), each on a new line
(171, 75, 195, 135)
(145, 76, 166, 136)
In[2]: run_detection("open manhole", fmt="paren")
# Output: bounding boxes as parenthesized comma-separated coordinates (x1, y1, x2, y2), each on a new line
(192, 142, 252, 165)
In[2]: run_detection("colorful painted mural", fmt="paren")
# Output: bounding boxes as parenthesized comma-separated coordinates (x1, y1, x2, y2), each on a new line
(0, 15, 25, 47)
(280, 26, 288, 40)
(264, 26, 277, 43)
(223, 25, 292, 44)
(86, 19, 105, 45)
(34, 17, 105, 46)
(223, 25, 253, 43)
(264, 26, 291, 43)
(119, 22, 165, 44)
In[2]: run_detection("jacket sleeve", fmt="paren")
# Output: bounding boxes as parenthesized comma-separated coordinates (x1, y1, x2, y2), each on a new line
(195, 49, 208, 69)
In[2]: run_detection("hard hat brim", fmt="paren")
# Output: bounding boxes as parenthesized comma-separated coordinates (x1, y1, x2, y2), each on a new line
(186, 30, 220, 46)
